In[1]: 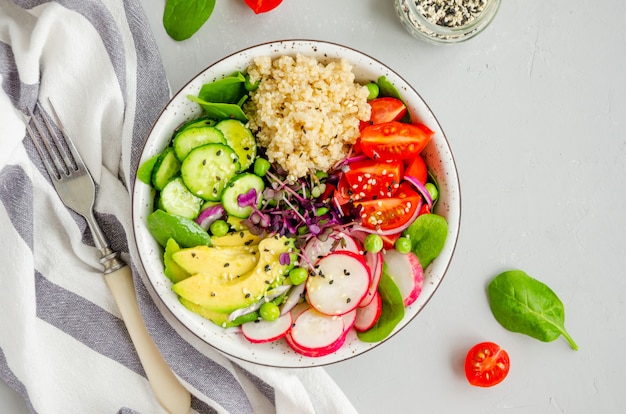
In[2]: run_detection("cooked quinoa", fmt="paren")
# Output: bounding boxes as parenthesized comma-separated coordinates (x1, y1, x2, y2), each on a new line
(244, 54, 371, 182)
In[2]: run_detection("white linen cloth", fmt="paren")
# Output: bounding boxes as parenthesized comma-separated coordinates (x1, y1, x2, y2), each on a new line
(0, 1, 359, 413)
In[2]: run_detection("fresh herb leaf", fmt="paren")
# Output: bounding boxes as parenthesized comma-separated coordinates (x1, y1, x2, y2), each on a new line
(197, 72, 247, 104)
(357, 265, 405, 342)
(488, 270, 578, 350)
(402, 213, 448, 269)
(187, 95, 249, 123)
(163, 0, 216, 41)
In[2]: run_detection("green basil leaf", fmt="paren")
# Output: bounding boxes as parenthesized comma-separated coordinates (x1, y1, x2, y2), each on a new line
(488, 270, 578, 350)
(403, 213, 448, 269)
(163, 0, 216, 41)
(357, 265, 405, 343)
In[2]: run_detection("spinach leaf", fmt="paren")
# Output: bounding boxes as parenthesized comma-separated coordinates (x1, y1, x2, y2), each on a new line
(187, 95, 249, 123)
(402, 213, 448, 269)
(163, 0, 216, 41)
(488, 270, 578, 350)
(357, 265, 405, 343)
(198, 72, 247, 104)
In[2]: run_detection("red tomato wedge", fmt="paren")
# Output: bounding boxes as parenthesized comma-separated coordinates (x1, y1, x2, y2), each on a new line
(360, 121, 433, 161)
(368, 97, 407, 124)
(404, 154, 428, 184)
(354, 182, 422, 232)
(343, 159, 404, 201)
(464, 342, 511, 387)
(244, 0, 283, 14)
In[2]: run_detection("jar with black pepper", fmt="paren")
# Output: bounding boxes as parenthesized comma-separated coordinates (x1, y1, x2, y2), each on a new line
(395, 0, 501, 44)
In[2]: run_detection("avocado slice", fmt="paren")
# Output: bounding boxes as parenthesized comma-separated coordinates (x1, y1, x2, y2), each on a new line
(173, 236, 294, 314)
(172, 244, 259, 279)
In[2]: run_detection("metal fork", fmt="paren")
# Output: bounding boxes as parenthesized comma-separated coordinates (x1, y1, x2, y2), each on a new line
(25, 100, 191, 414)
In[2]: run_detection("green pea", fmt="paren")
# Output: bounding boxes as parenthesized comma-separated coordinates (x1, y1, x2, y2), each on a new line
(259, 302, 280, 321)
(253, 158, 271, 177)
(365, 82, 380, 100)
(425, 182, 439, 202)
(315, 207, 329, 216)
(209, 219, 229, 236)
(364, 234, 383, 253)
(289, 267, 309, 285)
(244, 73, 260, 91)
(394, 236, 412, 254)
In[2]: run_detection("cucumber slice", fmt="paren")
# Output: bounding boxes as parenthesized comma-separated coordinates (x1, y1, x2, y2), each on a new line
(215, 119, 256, 171)
(181, 143, 240, 201)
(160, 177, 203, 219)
(173, 126, 226, 161)
(176, 116, 216, 131)
(151, 147, 181, 190)
(222, 173, 265, 218)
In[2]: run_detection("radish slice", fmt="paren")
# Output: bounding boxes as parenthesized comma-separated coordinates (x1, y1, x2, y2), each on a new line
(306, 251, 370, 316)
(354, 291, 382, 332)
(241, 313, 292, 344)
(359, 251, 383, 308)
(383, 250, 424, 306)
(286, 308, 346, 357)
(279, 282, 306, 316)
(301, 231, 361, 268)
(341, 308, 357, 334)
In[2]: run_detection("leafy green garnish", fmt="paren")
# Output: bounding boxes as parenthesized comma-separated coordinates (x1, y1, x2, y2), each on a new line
(488, 270, 578, 350)
(187, 96, 249, 123)
(197, 72, 247, 104)
(163, 0, 216, 41)
(403, 213, 448, 269)
(357, 266, 405, 342)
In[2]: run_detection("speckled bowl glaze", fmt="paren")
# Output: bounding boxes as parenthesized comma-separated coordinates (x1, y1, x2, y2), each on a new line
(132, 40, 461, 367)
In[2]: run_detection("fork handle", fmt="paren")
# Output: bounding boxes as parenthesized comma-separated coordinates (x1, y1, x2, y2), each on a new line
(104, 266, 191, 414)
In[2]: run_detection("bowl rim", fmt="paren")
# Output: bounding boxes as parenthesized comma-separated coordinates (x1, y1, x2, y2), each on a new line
(131, 39, 461, 367)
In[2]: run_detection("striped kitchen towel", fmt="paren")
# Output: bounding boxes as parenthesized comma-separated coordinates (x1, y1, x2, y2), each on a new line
(0, 1, 358, 413)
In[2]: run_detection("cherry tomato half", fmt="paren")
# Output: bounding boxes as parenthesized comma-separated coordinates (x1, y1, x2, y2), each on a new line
(464, 342, 510, 387)
(354, 182, 422, 232)
(360, 121, 433, 161)
(404, 154, 428, 184)
(368, 97, 407, 124)
(244, 0, 283, 14)
(343, 159, 404, 201)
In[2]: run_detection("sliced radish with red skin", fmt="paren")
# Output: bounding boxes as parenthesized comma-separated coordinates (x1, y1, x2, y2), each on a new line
(341, 308, 357, 334)
(302, 231, 361, 268)
(241, 313, 292, 344)
(306, 251, 370, 316)
(383, 249, 424, 306)
(287, 308, 346, 356)
(358, 251, 383, 308)
(285, 331, 347, 358)
(279, 282, 306, 315)
(354, 291, 382, 332)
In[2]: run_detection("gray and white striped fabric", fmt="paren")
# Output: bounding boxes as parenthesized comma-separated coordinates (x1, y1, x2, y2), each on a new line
(0, 1, 358, 413)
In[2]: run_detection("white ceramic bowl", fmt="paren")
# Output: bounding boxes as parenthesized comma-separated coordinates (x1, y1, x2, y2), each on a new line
(132, 40, 461, 367)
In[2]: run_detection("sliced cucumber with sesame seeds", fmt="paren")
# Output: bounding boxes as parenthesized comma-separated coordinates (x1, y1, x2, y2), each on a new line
(181, 143, 240, 201)
(159, 177, 203, 219)
(151, 147, 181, 191)
(221, 173, 265, 219)
(215, 119, 256, 171)
(173, 126, 226, 161)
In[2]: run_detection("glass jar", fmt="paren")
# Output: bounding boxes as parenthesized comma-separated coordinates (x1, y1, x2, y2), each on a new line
(395, 0, 501, 44)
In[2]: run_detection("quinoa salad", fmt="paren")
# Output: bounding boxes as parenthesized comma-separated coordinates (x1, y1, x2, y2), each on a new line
(244, 54, 371, 182)
(139, 51, 447, 358)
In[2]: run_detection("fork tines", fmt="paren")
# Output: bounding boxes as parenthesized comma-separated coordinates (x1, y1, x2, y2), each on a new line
(26, 101, 83, 180)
